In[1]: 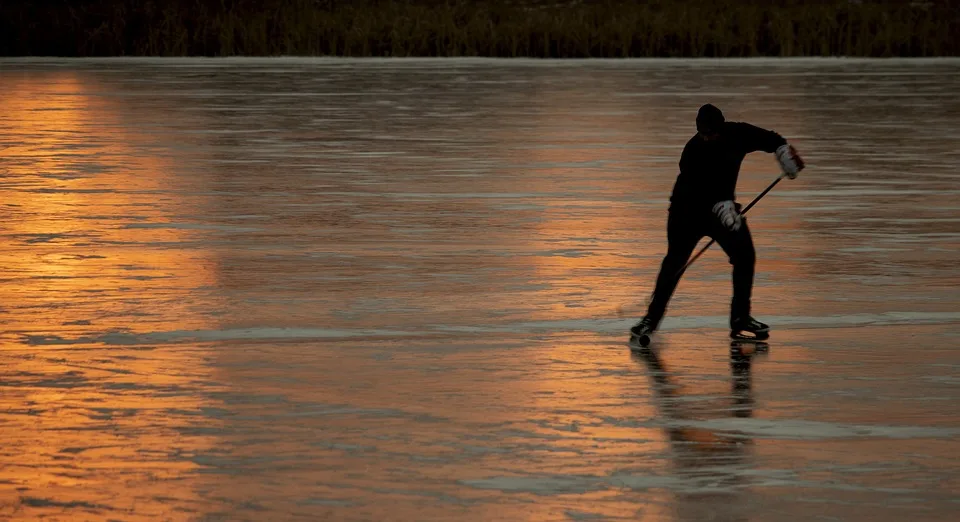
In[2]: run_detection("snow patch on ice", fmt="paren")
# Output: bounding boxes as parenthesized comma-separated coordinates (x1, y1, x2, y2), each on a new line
(121, 222, 262, 232)
(22, 327, 420, 346)
(461, 469, 919, 495)
(682, 418, 960, 441)
(21, 311, 960, 347)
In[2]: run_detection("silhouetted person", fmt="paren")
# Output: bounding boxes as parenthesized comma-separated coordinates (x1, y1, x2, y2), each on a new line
(631, 104, 803, 341)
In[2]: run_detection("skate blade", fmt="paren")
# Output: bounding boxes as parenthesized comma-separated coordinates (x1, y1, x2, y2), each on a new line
(628, 333, 652, 350)
(730, 330, 770, 341)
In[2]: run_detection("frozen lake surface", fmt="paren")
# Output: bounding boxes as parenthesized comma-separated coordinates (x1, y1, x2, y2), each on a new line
(1, 58, 959, 521)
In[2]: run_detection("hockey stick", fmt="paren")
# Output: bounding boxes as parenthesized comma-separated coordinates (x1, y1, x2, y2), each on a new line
(675, 172, 786, 277)
(616, 172, 786, 319)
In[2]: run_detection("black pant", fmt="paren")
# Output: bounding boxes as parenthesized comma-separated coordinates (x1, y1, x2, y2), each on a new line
(646, 207, 756, 327)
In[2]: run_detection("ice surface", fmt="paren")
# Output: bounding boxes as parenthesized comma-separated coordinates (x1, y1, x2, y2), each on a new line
(0, 58, 958, 521)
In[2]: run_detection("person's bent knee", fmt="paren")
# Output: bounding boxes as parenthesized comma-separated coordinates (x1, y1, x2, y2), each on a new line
(730, 249, 755, 267)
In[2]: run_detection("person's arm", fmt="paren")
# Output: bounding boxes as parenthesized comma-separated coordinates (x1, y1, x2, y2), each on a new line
(732, 122, 786, 153)
(735, 122, 805, 179)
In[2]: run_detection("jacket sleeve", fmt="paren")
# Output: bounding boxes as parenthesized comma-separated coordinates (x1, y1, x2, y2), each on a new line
(733, 122, 787, 154)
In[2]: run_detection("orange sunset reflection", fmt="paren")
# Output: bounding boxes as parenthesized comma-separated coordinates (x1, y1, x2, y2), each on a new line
(0, 70, 224, 518)
(0, 72, 222, 336)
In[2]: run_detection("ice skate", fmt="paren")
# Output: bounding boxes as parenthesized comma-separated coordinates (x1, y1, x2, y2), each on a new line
(730, 316, 770, 341)
(629, 316, 657, 349)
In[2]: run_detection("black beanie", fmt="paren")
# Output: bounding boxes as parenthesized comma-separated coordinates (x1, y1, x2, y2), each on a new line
(696, 104, 724, 132)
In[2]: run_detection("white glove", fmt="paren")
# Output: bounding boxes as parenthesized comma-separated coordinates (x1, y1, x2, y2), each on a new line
(776, 144, 805, 179)
(712, 200, 741, 232)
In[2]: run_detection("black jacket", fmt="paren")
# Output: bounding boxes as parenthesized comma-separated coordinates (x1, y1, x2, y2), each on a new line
(669, 122, 786, 212)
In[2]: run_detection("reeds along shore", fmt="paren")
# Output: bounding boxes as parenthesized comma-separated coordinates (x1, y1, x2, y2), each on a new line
(2, 0, 958, 57)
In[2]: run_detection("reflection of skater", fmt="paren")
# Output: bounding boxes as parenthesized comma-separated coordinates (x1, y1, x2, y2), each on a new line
(729, 341, 766, 418)
(633, 343, 768, 517)
(633, 342, 766, 435)
(631, 104, 804, 341)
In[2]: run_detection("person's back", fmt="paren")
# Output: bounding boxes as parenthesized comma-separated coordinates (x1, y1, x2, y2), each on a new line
(670, 105, 788, 213)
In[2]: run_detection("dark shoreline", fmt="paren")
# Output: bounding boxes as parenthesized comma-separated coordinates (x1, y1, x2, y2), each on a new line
(2, 0, 958, 58)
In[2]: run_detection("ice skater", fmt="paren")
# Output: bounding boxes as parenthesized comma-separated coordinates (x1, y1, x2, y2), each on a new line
(631, 104, 804, 344)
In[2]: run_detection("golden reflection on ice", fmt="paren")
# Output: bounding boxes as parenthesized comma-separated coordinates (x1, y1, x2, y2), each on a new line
(0, 72, 222, 335)
(0, 71, 223, 519)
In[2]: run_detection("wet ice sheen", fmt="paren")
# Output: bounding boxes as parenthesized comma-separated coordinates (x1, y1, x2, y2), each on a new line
(1, 58, 958, 521)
